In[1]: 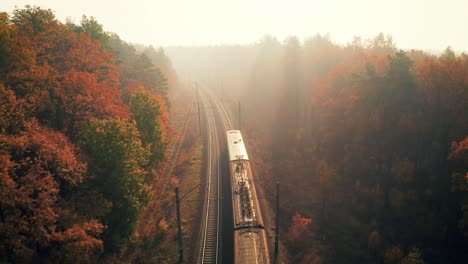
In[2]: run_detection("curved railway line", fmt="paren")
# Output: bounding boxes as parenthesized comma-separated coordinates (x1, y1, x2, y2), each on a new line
(196, 84, 269, 263)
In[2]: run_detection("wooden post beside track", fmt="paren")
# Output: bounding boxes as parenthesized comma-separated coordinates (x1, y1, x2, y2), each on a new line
(274, 182, 280, 264)
(175, 187, 184, 263)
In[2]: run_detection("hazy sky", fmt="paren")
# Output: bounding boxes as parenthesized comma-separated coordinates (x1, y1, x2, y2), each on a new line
(1, 0, 467, 51)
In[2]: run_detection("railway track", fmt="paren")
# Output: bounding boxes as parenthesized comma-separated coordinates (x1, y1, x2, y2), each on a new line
(197, 87, 222, 264)
(203, 87, 233, 131)
(196, 84, 236, 263)
(203, 85, 271, 264)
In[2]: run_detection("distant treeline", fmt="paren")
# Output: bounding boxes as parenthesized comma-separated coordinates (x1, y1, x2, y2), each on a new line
(0, 6, 177, 263)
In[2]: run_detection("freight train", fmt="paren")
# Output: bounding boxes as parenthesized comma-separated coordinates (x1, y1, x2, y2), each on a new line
(226, 130, 270, 264)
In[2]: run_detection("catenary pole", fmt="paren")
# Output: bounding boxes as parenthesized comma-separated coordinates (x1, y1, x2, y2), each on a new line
(175, 187, 184, 263)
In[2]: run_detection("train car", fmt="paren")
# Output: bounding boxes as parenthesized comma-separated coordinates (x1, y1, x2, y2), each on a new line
(227, 130, 270, 264)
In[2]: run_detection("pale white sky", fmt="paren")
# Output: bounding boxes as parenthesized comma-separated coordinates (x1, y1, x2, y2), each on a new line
(1, 0, 466, 51)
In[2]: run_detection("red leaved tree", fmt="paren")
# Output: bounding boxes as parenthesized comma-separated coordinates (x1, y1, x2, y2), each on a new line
(64, 32, 120, 88)
(57, 69, 130, 140)
(0, 121, 104, 263)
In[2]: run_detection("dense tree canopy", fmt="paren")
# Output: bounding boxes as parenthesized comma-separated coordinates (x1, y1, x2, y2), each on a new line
(0, 5, 174, 262)
(85, 119, 149, 251)
(257, 35, 468, 263)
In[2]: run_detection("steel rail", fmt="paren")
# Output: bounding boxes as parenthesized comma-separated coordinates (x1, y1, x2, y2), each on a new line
(197, 87, 221, 264)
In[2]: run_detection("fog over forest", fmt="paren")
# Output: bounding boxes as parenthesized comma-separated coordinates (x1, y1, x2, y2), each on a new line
(0, 3, 467, 264)
(166, 34, 468, 263)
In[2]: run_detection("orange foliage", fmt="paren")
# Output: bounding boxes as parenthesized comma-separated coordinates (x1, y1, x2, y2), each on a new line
(287, 212, 313, 243)
(0, 6, 175, 260)
(312, 52, 388, 109)
(450, 137, 468, 162)
(59, 220, 105, 262)
(0, 121, 103, 261)
(58, 69, 130, 139)
(64, 32, 120, 87)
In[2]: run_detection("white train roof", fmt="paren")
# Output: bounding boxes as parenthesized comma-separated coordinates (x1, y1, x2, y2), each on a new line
(226, 130, 249, 161)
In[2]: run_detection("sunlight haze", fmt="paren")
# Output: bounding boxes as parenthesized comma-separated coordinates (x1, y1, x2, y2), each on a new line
(1, 0, 467, 51)
(2, 1, 468, 263)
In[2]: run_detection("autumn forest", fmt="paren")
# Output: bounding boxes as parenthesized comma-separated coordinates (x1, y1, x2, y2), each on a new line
(0, 6, 176, 263)
(1, 4, 468, 264)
